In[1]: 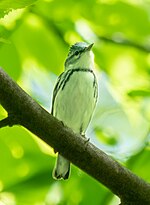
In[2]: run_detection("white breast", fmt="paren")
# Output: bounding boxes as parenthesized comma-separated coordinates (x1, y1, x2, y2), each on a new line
(53, 70, 97, 134)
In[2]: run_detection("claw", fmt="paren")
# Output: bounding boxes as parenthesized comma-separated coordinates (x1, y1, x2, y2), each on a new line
(54, 148, 58, 153)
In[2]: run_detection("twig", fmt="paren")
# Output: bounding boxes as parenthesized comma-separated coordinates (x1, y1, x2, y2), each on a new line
(99, 36, 150, 53)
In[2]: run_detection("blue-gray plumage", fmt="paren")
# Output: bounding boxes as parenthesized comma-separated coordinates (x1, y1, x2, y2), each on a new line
(51, 42, 98, 180)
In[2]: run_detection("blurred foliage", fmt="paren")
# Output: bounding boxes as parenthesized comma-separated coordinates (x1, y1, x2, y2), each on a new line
(0, 0, 38, 18)
(0, 0, 150, 204)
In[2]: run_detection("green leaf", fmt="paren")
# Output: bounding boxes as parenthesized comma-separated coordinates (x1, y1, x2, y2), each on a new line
(0, 126, 52, 189)
(127, 146, 150, 181)
(0, 0, 38, 18)
(128, 90, 150, 98)
(0, 42, 22, 79)
(11, 13, 66, 74)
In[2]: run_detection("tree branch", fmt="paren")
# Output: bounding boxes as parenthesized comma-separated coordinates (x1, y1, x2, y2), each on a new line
(0, 115, 20, 128)
(99, 36, 150, 53)
(0, 117, 11, 128)
(0, 67, 150, 204)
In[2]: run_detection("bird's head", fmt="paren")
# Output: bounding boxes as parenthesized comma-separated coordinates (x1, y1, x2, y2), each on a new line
(65, 42, 94, 70)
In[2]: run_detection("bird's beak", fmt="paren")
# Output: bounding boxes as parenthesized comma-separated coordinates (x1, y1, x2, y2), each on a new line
(85, 43, 94, 51)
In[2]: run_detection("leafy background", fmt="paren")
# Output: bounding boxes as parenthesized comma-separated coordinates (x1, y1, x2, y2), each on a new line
(0, 0, 150, 204)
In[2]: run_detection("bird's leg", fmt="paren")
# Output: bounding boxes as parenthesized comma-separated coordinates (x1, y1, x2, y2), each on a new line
(60, 120, 65, 127)
(54, 148, 58, 154)
(81, 134, 86, 138)
(83, 136, 90, 151)
(81, 133, 90, 144)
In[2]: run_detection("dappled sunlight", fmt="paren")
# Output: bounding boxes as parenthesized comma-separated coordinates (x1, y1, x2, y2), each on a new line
(17, 162, 30, 178)
(26, 14, 42, 28)
(0, 192, 16, 205)
(19, 60, 55, 110)
(31, 133, 55, 156)
(64, 31, 81, 45)
(97, 0, 118, 4)
(9, 143, 24, 159)
(44, 0, 54, 2)
(0, 8, 24, 29)
(111, 54, 137, 89)
(0, 181, 4, 192)
(108, 13, 121, 26)
(45, 183, 63, 205)
(75, 20, 98, 42)
(123, 0, 144, 6)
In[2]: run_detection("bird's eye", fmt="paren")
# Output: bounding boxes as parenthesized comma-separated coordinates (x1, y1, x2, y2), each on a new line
(74, 51, 79, 56)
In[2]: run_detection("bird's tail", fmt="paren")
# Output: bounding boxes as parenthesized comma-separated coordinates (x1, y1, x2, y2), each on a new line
(53, 154, 70, 180)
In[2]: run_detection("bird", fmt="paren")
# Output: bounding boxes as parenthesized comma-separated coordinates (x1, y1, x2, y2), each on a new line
(51, 42, 98, 180)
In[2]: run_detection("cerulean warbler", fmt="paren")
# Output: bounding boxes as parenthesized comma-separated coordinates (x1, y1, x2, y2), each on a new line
(51, 42, 98, 180)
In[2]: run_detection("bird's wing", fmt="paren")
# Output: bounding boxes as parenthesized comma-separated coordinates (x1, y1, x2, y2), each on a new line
(51, 72, 64, 115)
